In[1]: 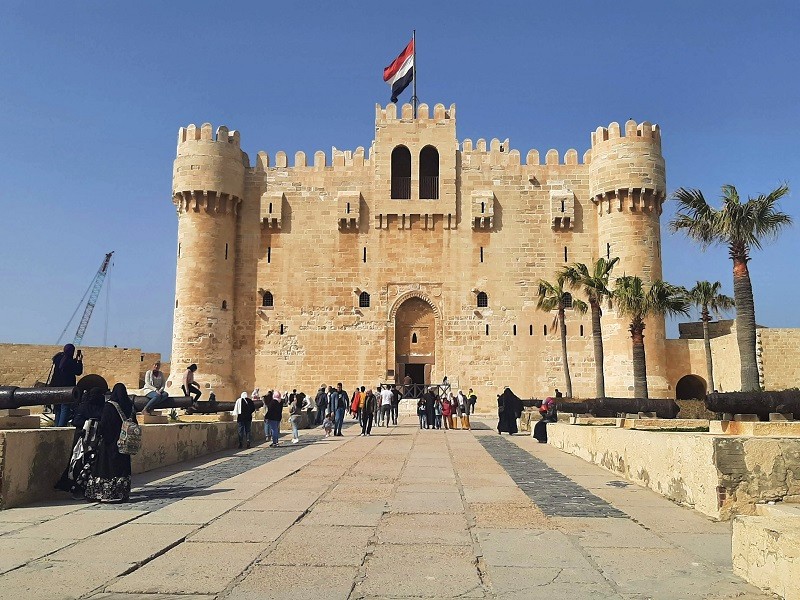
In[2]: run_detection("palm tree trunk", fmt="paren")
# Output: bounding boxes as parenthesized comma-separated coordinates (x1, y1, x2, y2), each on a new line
(590, 299, 605, 398)
(631, 324, 648, 399)
(732, 255, 759, 391)
(702, 309, 715, 393)
(559, 308, 573, 398)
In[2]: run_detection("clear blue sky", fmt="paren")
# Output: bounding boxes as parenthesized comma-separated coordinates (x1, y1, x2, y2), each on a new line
(1, 1, 798, 359)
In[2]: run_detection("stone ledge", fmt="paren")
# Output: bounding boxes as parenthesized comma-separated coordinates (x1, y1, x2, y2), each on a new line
(732, 514, 800, 600)
(710, 420, 800, 436)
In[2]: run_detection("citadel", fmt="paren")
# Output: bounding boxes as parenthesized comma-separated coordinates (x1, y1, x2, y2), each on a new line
(166, 102, 798, 401)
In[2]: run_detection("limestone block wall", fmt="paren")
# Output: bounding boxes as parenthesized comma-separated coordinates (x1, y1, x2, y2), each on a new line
(760, 329, 800, 391)
(732, 515, 800, 600)
(0, 343, 161, 389)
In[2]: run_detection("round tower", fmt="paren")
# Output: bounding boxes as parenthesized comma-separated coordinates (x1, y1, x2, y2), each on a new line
(170, 123, 246, 400)
(588, 120, 670, 397)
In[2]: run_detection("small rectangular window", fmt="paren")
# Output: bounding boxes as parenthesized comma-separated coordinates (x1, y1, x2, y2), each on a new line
(607, 243, 611, 259)
(480, 247, 484, 263)
(267, 246, 271, 263)
(513, 324, 517, 336)
(544, 324, 548, 336)
(178, 243, 181, 258)
(529, 324, 533, 336)
(485, 324, 489, 335)
(280, 324, 284, 335)
(564, 246, 568, 262)
(225, 243, 229, 260)
(363, 247, 367, 263)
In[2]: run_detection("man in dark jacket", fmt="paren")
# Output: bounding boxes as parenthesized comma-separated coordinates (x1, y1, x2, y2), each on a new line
(264, 392, 284, 447)
(314, 385, 328, 425)
(51, 343, 84, 427)
(331, 383, 349, 437)
(235, 393, 256, 449)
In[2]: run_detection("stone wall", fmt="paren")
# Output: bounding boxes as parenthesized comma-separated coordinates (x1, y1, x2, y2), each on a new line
(547, 423, 800, 519)
(732, 515, 800, 600)
(0, 421, 264, 509)
(760, 329, 800, 391)
(0, 343, 163, 389)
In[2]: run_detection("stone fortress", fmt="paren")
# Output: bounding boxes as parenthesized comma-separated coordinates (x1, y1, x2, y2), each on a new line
(167, 102, 799, 402)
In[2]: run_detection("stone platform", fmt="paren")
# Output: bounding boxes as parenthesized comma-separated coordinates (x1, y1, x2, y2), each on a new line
(0, 417, 770, 599)
(711, 419, 800, 436)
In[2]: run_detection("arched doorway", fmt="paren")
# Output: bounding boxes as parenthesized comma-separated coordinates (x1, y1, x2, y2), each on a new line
(675, 374, 707, 400)
(395, 296, 435, 385)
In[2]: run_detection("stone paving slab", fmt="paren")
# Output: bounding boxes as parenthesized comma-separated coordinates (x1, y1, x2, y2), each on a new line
(226, 565, 358, 599)
(376, 513, 472, 546)
(188, 509, 303, 543)
(261, 525, 373, 567)
(0, 535, 75, 574)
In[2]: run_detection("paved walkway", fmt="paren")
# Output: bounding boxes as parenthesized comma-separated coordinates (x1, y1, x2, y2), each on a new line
(0, 419, 771, 599)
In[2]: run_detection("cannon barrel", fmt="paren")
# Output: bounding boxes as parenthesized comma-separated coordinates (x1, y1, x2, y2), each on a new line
(130, 396, 265, 414)
(705, 391, 800, 421)
(0, 386, 81, 410)
(545, 397, 680, 418)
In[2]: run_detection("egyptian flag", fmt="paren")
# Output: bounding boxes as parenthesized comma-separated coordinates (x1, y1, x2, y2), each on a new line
(383, 39, 414, 103)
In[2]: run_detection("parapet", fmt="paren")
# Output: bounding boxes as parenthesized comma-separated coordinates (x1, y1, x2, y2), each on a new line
(375, 102, 455, 124)
(173, 123, 247, 201)
(591, 119, 661, 149)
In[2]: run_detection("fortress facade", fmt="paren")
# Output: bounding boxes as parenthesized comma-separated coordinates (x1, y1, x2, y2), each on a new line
(168, 102, 672, 401)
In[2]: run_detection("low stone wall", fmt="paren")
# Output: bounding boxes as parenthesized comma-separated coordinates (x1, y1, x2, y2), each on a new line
(547, 423, 800, 520)
(732, 515, 800, 599)
(0, 422, 264, 509)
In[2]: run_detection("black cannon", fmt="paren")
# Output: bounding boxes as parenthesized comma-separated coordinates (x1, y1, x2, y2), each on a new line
(130, 396, 264, 414)
(0, 386, 81, 410)
(541, 397, 680, 419)
(705, 390, 800, 421)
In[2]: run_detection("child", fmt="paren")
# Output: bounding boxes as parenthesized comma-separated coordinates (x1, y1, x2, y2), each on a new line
(322, 412, 334, 437)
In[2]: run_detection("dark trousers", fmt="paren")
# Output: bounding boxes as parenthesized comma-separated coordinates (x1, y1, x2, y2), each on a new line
(361, 412, 373, 435)
(391, 403, 399, 424)
(237, 421, 252, 446)
(334, 408, 345, 435)
(55, 403, 72, 427)
(183, 383, 202, 402)
(315, 406, 326, 425)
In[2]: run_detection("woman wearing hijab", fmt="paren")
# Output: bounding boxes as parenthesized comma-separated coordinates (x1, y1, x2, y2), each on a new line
(233, 392, 256, 449)
(497, 387, 522, 435)
(85, 383, 136, 503)
(50, 343, 84, 427)
(55, 387, 105, 498)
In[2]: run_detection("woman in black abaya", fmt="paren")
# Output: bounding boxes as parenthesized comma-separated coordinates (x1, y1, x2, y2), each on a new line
(497, 387, 522, 435)
(55, 387, 105, 498)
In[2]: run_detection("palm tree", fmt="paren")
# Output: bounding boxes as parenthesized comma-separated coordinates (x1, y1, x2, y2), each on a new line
(670, 184, 791, 391)
(537, 275, 588, 398)
(560, 258, 619, 399)
(685, 281, 735, 394)
(613, 276, 690, 398)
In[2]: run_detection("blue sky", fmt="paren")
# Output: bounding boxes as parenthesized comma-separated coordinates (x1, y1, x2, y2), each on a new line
(1, 1, 798, 359)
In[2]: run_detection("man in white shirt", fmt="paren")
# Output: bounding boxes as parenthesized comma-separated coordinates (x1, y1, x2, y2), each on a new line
(380, 385, 394, 427)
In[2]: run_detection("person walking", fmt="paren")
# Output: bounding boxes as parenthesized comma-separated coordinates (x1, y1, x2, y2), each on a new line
(289, 393, 302, 444)
(332, 383, 349, 437)
(302, 392, 314, 427)
(468, 389, 477, 414)
(142, 361, 168, 415)
(417, 396, 427, 429)
(441, 393, 452, 430)
(360, 389, 375, 436)
(314, 385, 328, 425)
(497, 387, 523, 435)
(458, 391, 470, 430)
(434, 394, 443, 429)
(233, 392, 255, 449)
(390, 384, 401, 425)
(380, 385, 393, 427)
(264, 390, 283, 447)
(50, 343, 84, 427)
(423, 388, 436, 430)
(453, 391, 464, 429)
(85, 383, 137, 503)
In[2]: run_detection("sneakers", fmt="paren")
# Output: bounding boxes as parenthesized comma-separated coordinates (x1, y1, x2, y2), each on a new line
(292, 438, 299, 444)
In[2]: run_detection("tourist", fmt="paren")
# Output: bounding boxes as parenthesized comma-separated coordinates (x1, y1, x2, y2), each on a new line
(373, 386, 382, 426)
(85, 383, 136, 503)
(252, 387, 261, 409)
(533, 396, 557, 443)
(390, 384, 401, 425)
(433, 393, 442, 429)
(331, 383, 349, 436)
(182, 364, 202, 407)
(458, 390, 470, 430)
(314, 384, 328, 425)
(50, 343, 84, 427)
(380, 385, 393, 426)
(302, 392, 314, 427)
(403, 373, 412, 397)
(264, 390, 283, 447)
(288, 393, 302, 444)
(233, 392, 256, 449)
(360, 389, 375, 436)
(142, 361, 168, 415)
(322, 412, 334, 437)
(441, 393, 452, 430)
(351, 387, 361, 420)
(417, 396, 427, 429)
(453, 391, 464, 429)
(423, 387, 436, 430)
(55, 387, 104, 499)
(555, 388, 563, 398)
(468, 388, 477, 414)
(497, 387, 523, 435)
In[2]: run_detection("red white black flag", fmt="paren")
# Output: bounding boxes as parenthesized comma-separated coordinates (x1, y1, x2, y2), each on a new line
(383, 39, 414, 103)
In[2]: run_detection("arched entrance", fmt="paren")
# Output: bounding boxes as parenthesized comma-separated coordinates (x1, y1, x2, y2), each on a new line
(675, 374, 707, 400)
(395, 296, 435, 385)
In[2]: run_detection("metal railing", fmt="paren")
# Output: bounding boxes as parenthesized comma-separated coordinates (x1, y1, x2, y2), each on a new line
(420, 175, 439, 199)
(391, 177, 411, 199)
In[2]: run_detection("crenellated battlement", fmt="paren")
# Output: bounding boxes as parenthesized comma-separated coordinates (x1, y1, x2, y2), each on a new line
(178, 123, 241, 149)
(591, 119, 661, 149)
(375, 102, 455, 124)
(460, 138, 590, 167)
(253, 146, 369, 172)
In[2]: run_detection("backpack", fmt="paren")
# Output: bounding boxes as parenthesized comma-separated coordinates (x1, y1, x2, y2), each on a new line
(109, 401, 142, 455)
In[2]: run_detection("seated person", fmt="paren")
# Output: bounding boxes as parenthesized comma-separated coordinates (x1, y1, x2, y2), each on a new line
(142, 361, 168, 415)
(182, 364, 202, 406)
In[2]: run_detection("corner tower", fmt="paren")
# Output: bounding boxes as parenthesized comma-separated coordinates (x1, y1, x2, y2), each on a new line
(589, 120, 670, 397)
(170, 123, 246, 399)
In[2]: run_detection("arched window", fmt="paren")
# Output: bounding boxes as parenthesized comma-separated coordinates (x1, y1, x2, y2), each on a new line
(221, 300, 227, 310)
(563, 292, 573, 309)
(359, 291, 370, 308)
(411, 332, 418, 344)
(419, 145, 439, 199)
(262, 291, 274, 307)
(477, 292, 488, 308)
(391, 145, 411, 199)
(580, 324, 584, 336)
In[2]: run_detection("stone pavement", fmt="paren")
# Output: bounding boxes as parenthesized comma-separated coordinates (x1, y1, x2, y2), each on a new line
(0, 418, 773, 599)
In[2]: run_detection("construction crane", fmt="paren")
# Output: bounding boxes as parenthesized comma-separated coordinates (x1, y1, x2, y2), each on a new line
(56, 251, 114, 346)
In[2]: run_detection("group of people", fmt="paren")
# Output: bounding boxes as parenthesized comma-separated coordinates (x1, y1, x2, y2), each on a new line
(416, 388, 477, 430)
(48, 345, 140, 503)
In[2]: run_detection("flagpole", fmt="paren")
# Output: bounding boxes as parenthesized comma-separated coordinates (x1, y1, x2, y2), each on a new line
(412, 29, 418, 119)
